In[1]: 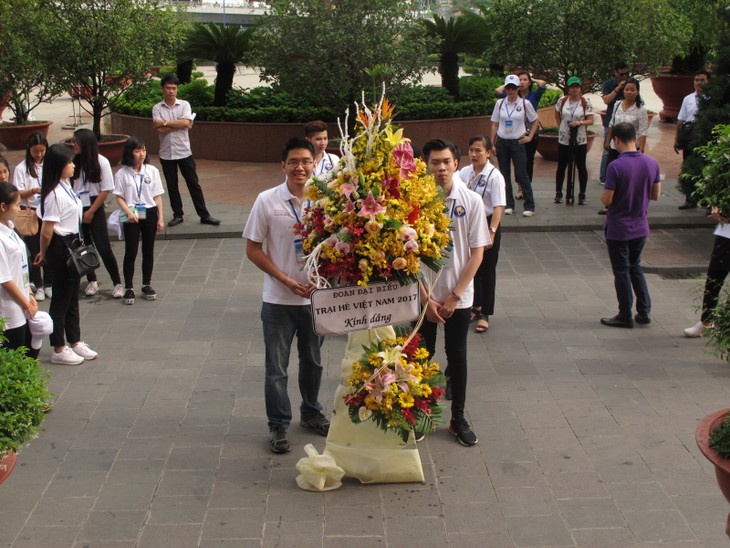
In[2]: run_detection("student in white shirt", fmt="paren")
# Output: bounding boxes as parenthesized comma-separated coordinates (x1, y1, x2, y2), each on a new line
(113, 137, 165, 306)
(12, 133, 51, 301)
(34, 145, 98, 365)
(304, 120, 339, 176)
(675, 70, 710, 210)
(0, 173, 38, 356)
(71, 129, 123, 299)
(419, 139, 489, 447)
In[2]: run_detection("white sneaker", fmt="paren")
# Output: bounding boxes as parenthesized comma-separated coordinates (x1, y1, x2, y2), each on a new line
(504, 208, 513, 215)
(522, 210, 535, 217)
(51, 346, 84, 365)
(72, 341, 98, 360)
(684, 321, 713, 338)
(112, 284, 124, 299)
(85, 281, 99, 296)
(45, 287, 52, 299)
(34, 288, 46, 302)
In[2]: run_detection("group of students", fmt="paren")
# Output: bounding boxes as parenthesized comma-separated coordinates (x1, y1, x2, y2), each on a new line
(0, 131, 165, 365)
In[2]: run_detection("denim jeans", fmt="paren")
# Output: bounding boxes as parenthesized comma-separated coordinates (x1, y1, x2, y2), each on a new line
(261, 302, 323, 429)
(606, 237, 651, 319)
(496, 138, 534, 212)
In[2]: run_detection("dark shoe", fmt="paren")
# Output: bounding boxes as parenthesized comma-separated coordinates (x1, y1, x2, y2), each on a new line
(678, 201, 697, 210)
(168, 216, 184, 227)
(123, 289, 135, 305)
(634, 312, 651, 325)
(200, 216, 221, 226)
(578, 194, 586, 205)
(445, 379, 452, 401)
(553, 192, 563, 204)
(475, 314, 489, 333)
(269, 426, 290, 454)
(448, 417, 478, 446)
(600, 315, 634, 328)
(300, 412, 330, 436)
(598, 208, 607, 215)
(141, 285, 157, 301)
(414, 430, 425, 442)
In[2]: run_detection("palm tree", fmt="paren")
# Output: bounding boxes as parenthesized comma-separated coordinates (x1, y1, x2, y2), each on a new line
(179, 23, 253, 107)
(423, 13, 490, 99)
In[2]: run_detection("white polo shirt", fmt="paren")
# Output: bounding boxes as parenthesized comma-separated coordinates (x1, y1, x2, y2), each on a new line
(39, 182, 83, 236)
(420, 175, 489, 309)
(491, 97, 538, 139)
(113, 164, 165, 208)
(677, 92, 704, 123)
(242, 182, 311, 306)
(72, 155, 114, 207)
(315, 153, 339, 176)
(459, 163, 506, 217)
(152, 98, 195, 160)
(0, 222, 30, 329)
(13, 161, 42, 209)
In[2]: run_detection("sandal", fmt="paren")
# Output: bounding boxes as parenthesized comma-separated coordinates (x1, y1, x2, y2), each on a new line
(469, 307, 481, 322)
(475, 315, 489, 333)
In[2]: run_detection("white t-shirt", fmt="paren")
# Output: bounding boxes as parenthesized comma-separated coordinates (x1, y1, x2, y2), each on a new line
(314, 153, 339, 176)
(459, 163, 506, 217)
(242, 182, 311, 306)
(13, 161, 42, 209)
(0, 221, 30, 329)
(40, 182, 83, 236)
(715, 222, 730, 240)
(113, 164, 165, 209)
(420, 175, 489, 309)
(491, 97, 538, 139)
(72, 154, 114, 207)
(677, 92, 703, 123)
(555, 97, 594, 146)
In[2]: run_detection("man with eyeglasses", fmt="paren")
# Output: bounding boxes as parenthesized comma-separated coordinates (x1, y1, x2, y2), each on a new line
(599, 62, 630, 186)
(242, 137, 330, 455)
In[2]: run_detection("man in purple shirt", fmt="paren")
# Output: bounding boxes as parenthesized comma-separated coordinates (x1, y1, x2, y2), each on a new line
(600, 122, 661, 328)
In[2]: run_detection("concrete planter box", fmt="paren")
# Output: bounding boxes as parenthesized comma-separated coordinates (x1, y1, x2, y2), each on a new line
(111, 112, 493, 162)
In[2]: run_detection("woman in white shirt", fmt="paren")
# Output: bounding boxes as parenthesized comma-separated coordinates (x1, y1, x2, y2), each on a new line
(13, 133, 51, 301)
(113, 137, 165, 305)
(71, 129, 123, 299)
(34, 144, 97, 366)
(0, 177, 38, 357)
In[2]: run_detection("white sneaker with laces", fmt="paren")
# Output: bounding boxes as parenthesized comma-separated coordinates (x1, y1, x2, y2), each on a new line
(45, 287, 52, 299)
(504, 208, 513, 215)
(522, 210, 535, 217)
(85, 281, 99, 296)
(51, 346, 84, 365)
(34, 288, 46, 302)
(684, 321, 713, 338)
(112, 284, 125, 299)
(72, 342, 98, 360)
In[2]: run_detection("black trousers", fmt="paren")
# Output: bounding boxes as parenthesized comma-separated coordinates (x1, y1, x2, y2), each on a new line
(46, 234, 81, 347)
(3, 323, 39, 359)
(473, 217, 501, 317)
(82, 203, 121, 285)
(702, 236, 730, 323)
(159, 156, 211, 219)
(525, 133, 539, 183)
(122, 207, 158, 289)
(555, 143, 588, 196)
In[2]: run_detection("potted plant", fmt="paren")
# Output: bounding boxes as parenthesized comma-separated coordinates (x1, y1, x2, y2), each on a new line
(0, 0, 64, 149)
(0, 321, 52, 485)
(536, 126, 596, 162)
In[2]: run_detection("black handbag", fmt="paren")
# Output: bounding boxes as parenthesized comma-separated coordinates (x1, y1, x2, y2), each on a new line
(63, 236, 100, 278)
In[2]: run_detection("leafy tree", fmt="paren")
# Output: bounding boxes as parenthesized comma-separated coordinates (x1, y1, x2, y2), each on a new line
(179, 23, 253, 107)
(0, 0, 65, 124)
(251, 0, 433, 117)
(422, 13, 490, 99)
(40, 0, 185, 138)
(477, 0, 688, 92)
(668, 0, 727, 74)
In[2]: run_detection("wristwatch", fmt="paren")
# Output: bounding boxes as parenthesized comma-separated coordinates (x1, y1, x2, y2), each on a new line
(163, 120, 168, 127)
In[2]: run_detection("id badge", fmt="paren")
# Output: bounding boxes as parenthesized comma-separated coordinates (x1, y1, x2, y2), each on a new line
(22, 264, 29, 287)
(504, 119, 514, 134)
(135, 204, 147, 220)
(78, 190, 91, 207)
(294, 237, 306, 263)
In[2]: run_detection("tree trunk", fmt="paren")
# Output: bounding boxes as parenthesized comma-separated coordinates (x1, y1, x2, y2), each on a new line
(214, 62, 235, 107)
(177, 59, 193, 84)
(441, 52, 460, 100)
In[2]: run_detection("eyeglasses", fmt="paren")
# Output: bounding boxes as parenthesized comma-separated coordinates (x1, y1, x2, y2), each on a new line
(285, 159, 314, 167)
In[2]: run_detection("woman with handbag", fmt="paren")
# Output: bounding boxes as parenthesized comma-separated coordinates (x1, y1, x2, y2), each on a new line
(71, 129, 123, 299)
(33, 144, 97, 365)
(12, 133, 51, 302)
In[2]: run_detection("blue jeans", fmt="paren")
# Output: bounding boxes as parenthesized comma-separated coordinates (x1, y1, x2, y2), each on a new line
(606, 237, 651, 319)
(496, 138, 534, 212)
(261, 302, 323, 429)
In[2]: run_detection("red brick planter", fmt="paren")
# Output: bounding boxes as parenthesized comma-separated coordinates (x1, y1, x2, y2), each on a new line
(0, 121, 53, 150)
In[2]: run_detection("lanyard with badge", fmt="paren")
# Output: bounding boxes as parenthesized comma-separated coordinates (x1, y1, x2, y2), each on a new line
(134, 167, 148, 220)
(289, 199, 306, 263)
(58, 181, 83, 231)
(503, 99, 518, 134)
(317, 155, 333, 175)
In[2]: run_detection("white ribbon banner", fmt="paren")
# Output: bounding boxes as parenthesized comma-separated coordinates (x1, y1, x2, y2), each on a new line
(311, 282, 420, 335)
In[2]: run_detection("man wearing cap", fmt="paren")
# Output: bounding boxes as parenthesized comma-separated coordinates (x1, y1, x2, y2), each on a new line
(490, 74, 539, 217)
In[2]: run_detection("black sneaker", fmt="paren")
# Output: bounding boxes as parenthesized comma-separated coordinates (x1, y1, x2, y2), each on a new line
(553, 192, 563, 204)
(269, 426, 290, 454)
(300, 412, 330, 436)
(414, 430, 425, 442)
(141, 285, 157, 301)
(123, 289, 135, 305)
(448, 417, 478, 446)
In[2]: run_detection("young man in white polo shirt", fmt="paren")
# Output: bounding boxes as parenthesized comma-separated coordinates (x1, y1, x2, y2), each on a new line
(152, 75, 220, 227)
(675, 70, 710, 209)
(242, 137, 329, 454)
(419, 139, 489, 446)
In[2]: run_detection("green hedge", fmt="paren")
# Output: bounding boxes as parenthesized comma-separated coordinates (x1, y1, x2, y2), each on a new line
(111, 76, 560, 123)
